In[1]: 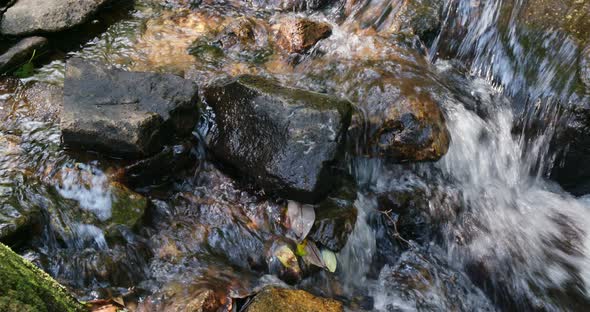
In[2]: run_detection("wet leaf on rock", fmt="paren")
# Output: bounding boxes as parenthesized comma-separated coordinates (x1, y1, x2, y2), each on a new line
(295, 241, 307, 256)
(287, 200, 315, 242)
(275, 244, 300, 274)
(302, 240, 326, 269)
(321, 249, 337, 273)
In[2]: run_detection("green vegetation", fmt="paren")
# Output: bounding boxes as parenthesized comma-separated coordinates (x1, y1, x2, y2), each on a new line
(14, 49, 37, 78)
(0, 242, 86, 312)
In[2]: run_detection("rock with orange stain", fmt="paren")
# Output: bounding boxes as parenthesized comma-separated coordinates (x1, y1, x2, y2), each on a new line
(276, 18, 332, 54)
(246, 287, 343, 312)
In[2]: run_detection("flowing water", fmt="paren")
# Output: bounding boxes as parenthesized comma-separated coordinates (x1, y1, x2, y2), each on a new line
(1, 0, 590, 311)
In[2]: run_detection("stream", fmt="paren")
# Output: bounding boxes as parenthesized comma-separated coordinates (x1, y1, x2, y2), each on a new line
(1, 0, 590, 311)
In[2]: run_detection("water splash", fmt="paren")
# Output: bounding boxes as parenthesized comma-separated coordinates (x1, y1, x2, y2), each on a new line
(56, 164, 113, 221)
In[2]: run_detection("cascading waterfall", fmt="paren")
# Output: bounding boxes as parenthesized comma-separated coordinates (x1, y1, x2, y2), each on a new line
(335, 0, 590, 310)
(2, 0, 589, 310)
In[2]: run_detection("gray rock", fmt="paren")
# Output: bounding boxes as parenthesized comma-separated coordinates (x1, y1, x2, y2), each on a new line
(0, 36, 48, 74)
(581, 46, 590, 89)
(550, 94, 590, 195)
(204, 75, 352, 203)
(1, 0, 111, 36)
(61, 58, 199, 157)
(0, 203, 42, 245)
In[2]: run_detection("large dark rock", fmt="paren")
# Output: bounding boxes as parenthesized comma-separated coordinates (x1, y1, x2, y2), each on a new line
(1, 0, 113, 36)
(550, 95, 590, 195)
(0, 37, 48, 74)
(204, 75, 352, 203)
(61, 58, 199, 157)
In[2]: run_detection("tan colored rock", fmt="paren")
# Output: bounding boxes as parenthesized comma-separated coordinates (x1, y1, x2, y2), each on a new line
(247, 287, 343, 312)
(276, 18, 331, 54)
(136, 284, 222, 312)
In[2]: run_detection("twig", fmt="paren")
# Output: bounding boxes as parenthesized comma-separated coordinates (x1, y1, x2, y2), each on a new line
(380, 209, 411, 246)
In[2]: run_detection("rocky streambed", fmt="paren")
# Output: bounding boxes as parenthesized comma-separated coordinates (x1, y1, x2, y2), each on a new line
(1, 0, 590, 311)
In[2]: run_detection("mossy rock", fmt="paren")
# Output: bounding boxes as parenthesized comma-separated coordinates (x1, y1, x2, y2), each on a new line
(0, 242, 85, 312)
(246, 287, 343, 312)
(109, 181, 149, 229)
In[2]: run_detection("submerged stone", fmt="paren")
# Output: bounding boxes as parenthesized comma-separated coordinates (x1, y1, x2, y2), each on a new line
(308, 181, 357, 251)
(109, 181, 149, 230)
(247, 287, 343, 312)
(251, 0, 334, 12)
(0, 202, 42, 245)
(124, 141, 195, 187)
(137, 283, 222, 312)
(376, 249, 495, 311)
(0, 242, 85, 312)
(389, 0, 443, 43)
(1, 0, 112, 36)
(61, 58, 200, 157)
(204, 75, 352, 203)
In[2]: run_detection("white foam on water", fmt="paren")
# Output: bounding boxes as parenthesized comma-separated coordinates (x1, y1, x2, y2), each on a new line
(56, 164, 113, 221)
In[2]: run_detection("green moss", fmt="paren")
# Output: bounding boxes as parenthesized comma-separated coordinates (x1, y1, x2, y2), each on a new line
(0, 243, 86, 312)
(109, 182, 148, 229)
(236, 75, 353, 117)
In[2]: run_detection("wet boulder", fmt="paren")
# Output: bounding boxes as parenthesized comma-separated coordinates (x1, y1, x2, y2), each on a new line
(0, 37, 48, 74)
(349, 65, 450, 162)
(246, 287, 343, 312)
(61, 58, 200, 157)
(276, 18, 332, 54)
(375, 249, 495, 311)
(389, 0, 444, 43)
(550, 95, 590, 195)
(1, 0, 112, 36)
(204, 75, 352, 203)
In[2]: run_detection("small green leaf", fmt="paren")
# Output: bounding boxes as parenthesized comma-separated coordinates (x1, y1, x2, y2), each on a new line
(321, 249, 337, 273)
(14, 49, 37, 78)
(14, 62, 35, 78)
(295, 241, 307, 257)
